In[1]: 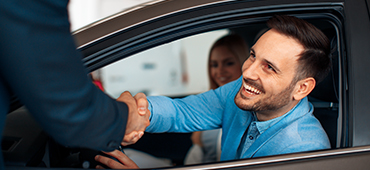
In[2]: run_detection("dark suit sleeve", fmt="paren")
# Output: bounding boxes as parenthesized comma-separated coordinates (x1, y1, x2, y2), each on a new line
(0, 0, 127, 151)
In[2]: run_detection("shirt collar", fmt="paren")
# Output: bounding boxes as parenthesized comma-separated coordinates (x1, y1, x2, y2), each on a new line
(251, 111, 289, 134)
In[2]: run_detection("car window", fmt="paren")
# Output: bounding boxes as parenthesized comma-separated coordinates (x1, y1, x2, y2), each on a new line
(9, 0, 370, 168)
(4, 1, 349, 168)
(97, 29, 229, 98)
(91, 17, 342, 167)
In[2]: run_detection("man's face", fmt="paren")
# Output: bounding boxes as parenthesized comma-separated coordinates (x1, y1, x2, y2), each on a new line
(234, 29, 304, 117)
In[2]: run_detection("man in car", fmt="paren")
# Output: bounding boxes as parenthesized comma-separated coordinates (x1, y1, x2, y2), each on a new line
(0, 0, 149, 168)
(96, 15, 332, 169)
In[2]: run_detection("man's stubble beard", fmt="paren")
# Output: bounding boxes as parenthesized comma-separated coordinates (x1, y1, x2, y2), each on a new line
(234, 81, 296, 112)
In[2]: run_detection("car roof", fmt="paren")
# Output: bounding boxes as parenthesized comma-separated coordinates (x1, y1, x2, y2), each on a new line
(73, 0, 230, 48)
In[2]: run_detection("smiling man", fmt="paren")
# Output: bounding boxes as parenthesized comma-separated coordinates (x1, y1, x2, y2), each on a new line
(146, 15, 331, 159)
(96, 15, 332, 168)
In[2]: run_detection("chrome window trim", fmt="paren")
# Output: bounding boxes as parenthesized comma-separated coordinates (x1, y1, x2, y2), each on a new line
(170, 145, 370, 169)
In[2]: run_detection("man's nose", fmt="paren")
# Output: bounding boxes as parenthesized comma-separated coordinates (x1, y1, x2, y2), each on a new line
(242, 62, 259, 80)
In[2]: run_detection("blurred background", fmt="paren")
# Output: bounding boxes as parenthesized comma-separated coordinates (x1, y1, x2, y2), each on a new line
(69, 0, 152, 31)
(69, 0, 228, 98)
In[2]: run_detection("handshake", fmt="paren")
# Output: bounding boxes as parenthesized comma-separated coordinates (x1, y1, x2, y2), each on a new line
(118, 91, 150, 146)
(92, 91, 149, 169)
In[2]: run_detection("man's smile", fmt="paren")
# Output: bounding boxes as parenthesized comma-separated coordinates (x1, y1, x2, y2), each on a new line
(241, 78, 264, 98)
(243, 83, 262, 95)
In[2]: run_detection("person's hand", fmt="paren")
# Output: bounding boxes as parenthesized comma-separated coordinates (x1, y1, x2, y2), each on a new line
(117, 91, 150, 146)
(95, 150, 139, 169)
(191, 131, 203, 147)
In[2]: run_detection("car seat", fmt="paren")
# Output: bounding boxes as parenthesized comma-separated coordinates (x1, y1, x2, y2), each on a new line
(308, 36, 339, 149)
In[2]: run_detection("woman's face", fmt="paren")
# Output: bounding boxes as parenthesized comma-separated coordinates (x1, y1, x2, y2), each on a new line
(210, 46, 243, 86)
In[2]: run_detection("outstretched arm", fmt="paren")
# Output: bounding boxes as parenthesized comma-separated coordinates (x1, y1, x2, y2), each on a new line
(145, 90, 226, 133)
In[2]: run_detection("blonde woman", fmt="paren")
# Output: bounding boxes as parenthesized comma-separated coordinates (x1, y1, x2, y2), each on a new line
(185, 34, 249, 164)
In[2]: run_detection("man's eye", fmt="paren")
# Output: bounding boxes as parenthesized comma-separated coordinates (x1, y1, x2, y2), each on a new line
(267, 65, 276, 72)
(250, 53, 256, 58)
(248, 53, 256, 62)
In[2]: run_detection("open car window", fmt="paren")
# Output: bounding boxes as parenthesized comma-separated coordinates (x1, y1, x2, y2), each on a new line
(98, 30, 228, 98)
(90, 15, 343, 168)
(10, 0, 370, 169)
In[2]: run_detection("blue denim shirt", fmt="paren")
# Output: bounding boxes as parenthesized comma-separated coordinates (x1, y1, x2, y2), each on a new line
(146, 76, 330, 161)
(236, 112, 287, 159)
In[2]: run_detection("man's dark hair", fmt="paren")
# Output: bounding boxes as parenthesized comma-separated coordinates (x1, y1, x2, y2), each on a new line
(267, 15, 331, 83)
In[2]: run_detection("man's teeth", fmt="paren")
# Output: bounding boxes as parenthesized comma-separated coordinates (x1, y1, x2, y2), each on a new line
(244, 84, 261, 94)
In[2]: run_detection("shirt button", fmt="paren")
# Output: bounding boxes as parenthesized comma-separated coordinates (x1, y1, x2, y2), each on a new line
(249, 136, 254, 140)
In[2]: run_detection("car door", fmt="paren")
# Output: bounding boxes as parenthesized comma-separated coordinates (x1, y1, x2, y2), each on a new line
(74, 0, 370, 169)
(4, 0, 370, 169)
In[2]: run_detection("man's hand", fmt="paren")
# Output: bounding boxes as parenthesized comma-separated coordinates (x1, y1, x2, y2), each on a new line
(95, 150, 139, 169)
(117, 91, 150, 146)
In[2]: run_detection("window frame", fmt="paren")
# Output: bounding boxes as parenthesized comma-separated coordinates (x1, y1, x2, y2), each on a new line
(74, 1, 351, 168)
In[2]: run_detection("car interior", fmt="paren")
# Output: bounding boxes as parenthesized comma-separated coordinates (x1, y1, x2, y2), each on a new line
(2, 14, 342, 169)
(115, 18, 341, 166)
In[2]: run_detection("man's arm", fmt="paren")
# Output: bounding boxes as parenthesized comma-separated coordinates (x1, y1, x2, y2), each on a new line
(0, 0, 148, 151)
(135, 78, 240, 133)
(145, 78, 240, 133)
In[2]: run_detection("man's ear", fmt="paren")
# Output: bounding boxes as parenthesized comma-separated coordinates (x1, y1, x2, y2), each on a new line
(292, 77, 316, 101)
